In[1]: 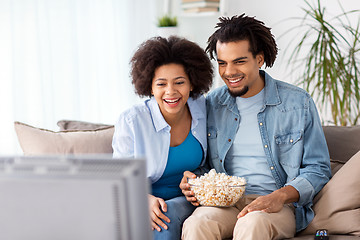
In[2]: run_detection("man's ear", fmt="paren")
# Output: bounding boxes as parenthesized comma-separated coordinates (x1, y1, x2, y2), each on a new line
(257, 52, 265, 68)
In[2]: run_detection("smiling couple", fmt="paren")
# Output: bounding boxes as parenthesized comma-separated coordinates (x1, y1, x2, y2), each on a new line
(112, 14, 331, 240)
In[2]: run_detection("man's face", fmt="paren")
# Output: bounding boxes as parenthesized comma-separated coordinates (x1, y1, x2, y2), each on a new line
(216, 40, 265, 98)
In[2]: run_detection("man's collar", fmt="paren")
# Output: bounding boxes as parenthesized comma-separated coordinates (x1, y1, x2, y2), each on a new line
(261, 70, 281, 106)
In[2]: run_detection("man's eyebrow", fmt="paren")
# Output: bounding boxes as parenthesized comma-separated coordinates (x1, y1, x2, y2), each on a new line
(216, 57, 248, 62)
(233, 57, 248, 62)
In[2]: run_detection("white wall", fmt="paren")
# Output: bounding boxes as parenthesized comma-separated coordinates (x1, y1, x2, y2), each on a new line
(172, 0, 360, 123)
(0, 0, 157, 155)
(173, 0, 359, 83)
(1, 0, 359, 154)
(223, 0, 360, 82)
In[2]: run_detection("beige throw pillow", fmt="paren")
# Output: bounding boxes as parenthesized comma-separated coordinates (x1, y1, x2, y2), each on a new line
(300, 150, 360, 236)
(14, 121, 114, 155)
(57, 119, 113, 131)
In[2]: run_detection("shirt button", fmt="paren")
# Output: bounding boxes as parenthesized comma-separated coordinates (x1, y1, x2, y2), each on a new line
(264, 145, 268, 148)
(259, 122, 263, 126)
(193, 131, 196, 135)
(270, 166, 274, 170)
(290, 139, 293, 143)
(208, 133, 211, 137)
(235, 118, 238, 121)
(220, 159, 223, 163)
(228, 139, 231, 142)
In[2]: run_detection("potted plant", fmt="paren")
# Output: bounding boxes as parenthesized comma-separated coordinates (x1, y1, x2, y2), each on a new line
(156, 15, 178, 38)
(283, 0, 360, 126)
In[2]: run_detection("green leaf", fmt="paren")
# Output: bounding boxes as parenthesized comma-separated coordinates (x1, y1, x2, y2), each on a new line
(281, 0, 360, 126)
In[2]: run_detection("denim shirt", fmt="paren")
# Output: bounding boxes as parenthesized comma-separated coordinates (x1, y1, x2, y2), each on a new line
(206, 70, 331, 232)
(112, 96, 207, 184)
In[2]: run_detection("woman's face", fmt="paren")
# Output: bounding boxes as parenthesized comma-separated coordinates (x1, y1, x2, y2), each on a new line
(151, 63, 192, 119)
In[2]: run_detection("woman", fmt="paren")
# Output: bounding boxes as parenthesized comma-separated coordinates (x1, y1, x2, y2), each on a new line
(112, 36, 213, 239)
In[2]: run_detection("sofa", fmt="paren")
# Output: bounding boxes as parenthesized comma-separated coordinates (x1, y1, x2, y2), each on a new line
(14, 120, 360, 239)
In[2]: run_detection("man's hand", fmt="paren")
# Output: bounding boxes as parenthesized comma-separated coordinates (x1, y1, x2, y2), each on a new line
(238, 185, 299, 218)
(179, 171, 199, 206)
(148, 194, 170, 232)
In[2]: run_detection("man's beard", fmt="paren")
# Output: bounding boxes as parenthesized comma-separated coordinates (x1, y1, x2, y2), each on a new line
(228, 86, 249, 98)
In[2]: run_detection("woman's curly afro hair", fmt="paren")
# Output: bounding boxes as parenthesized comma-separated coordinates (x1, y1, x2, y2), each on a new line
(130, 36, 213, 99)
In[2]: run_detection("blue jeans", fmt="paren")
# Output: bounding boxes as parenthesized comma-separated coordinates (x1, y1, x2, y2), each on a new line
(153, 196, 196, 240)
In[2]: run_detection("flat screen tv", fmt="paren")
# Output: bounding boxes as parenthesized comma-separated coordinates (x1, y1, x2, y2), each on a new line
(0, 155, 151, 240)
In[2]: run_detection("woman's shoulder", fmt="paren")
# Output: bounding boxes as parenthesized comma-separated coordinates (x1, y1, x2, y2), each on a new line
(117, 100, 151, 124)
(191, 95, 206, 105)
(188, 95, 206, 119)
(188, 95, 206, 109)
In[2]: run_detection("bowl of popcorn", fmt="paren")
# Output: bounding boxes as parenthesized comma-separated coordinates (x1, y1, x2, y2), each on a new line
(188, 169, 246, 207)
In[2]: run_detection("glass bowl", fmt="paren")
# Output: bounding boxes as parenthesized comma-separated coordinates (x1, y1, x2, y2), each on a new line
(189, 183, 246, 207)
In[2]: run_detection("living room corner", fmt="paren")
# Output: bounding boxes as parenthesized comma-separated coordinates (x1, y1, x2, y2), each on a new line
(0, 0, 359, 239)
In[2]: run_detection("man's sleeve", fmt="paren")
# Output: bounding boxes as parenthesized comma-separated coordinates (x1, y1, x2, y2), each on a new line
(285, 97, 331, 206)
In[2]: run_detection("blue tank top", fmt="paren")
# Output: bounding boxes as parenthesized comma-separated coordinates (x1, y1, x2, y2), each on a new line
(152, 131, 203, 200)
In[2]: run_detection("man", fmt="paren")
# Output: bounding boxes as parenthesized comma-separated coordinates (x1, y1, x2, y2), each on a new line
(180, 14, 331, 240)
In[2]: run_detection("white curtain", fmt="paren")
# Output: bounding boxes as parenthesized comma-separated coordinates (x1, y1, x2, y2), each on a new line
(0, 0, 159, 154)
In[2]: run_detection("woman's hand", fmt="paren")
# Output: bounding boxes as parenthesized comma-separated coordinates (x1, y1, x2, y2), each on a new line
(179, 171, 199, 206)
(148, 194, 170, 232)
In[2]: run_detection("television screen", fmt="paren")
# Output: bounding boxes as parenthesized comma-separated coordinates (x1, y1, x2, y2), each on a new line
(0, 155, 151, 240)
